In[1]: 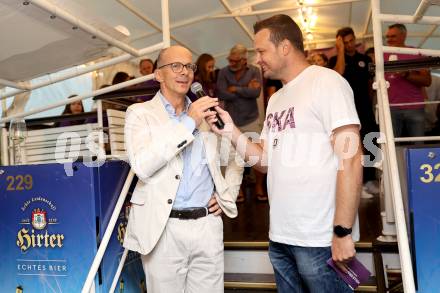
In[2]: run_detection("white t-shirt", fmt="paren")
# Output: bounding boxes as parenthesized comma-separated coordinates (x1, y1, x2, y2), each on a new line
(261, 65, 360, 247)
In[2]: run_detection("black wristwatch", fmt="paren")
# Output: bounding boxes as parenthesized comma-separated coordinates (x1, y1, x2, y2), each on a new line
(333, 225, 352, 238)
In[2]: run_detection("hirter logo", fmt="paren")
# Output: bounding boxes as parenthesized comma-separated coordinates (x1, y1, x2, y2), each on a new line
(31, 208, 47, 230)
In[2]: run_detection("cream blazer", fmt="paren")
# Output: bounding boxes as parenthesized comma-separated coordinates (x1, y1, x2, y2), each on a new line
(123, 93, 243, 255)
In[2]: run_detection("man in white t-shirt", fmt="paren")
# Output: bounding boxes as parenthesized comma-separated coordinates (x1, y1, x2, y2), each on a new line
(207, 14, 362, 292)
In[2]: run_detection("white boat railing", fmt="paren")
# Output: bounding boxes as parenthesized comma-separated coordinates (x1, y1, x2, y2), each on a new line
(371, 0, 440, 292)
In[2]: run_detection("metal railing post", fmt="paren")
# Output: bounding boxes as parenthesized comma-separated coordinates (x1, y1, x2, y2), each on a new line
(371, 0, 416, 291)
(81, 170, 135, 293)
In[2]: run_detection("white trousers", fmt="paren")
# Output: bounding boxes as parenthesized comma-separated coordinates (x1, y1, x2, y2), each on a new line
(141, 214, 224, 293)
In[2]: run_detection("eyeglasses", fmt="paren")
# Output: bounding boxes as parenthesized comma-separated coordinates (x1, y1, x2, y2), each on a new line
(158, 62, 197, 73)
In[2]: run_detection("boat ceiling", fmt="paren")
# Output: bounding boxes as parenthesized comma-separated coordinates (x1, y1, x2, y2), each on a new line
(0, 0, 439, 83)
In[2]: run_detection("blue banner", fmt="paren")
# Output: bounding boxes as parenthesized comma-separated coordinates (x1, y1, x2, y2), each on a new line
(99, 163, 144, 293)
(0, 161, 144, 292)
(406, 147, 440, 293)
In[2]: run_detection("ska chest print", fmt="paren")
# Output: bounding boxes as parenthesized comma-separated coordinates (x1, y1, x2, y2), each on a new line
(265, 107, 296, 133)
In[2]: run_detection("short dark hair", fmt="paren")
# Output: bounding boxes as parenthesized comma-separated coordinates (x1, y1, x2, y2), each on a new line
(112, 71, 130, 85)
(388, 23, 407, 34)
(253, 14, 304, 53)
(336, 27, 355, 38)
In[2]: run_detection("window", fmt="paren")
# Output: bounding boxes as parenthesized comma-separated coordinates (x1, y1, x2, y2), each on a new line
(23, 66, 94, 119)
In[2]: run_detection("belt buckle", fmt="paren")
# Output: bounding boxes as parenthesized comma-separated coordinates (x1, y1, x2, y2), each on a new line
(178, 211, 187, 220)
(204, 207, 209, 217)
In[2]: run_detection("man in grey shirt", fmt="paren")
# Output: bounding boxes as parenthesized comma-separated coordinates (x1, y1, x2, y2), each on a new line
(217, 44, 262, 130)
(217, 44, 266, 202)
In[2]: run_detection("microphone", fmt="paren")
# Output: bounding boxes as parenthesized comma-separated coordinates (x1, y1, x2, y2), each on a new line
(191, 82, 225, 129)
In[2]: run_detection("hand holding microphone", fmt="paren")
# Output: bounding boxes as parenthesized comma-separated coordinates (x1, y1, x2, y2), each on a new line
(191, 82, 225, 129)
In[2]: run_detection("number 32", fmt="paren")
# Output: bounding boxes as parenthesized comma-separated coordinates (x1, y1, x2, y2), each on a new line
(420, 163, 440, 183)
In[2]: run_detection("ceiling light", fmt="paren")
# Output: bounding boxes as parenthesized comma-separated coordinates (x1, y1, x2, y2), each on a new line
(297, 0, 318, 36)
(114, 25, 131, 37)
(310, 14, 318, 27)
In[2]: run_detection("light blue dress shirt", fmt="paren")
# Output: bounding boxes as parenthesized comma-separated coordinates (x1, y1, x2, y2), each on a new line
(159, 92, 214, 209)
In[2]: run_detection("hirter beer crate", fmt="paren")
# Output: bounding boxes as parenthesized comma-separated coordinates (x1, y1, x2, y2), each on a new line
(0, 161, 144, 292)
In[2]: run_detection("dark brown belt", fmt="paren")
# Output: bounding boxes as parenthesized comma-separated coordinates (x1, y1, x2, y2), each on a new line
(169, 207, 210, 220)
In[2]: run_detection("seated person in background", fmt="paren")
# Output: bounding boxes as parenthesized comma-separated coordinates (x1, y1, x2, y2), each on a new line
(137, 59, 161, 102)
(109, 71, 134, 110)
(310, 53, 329, 67)
(139, 58, 154, 76)
(56, 95, 85, 127)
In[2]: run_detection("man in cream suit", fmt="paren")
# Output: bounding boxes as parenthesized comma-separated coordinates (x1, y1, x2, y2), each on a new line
(123, 45, 243, 293)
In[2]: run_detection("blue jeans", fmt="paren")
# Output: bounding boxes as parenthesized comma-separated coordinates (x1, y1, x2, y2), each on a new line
(390, 108, 425, 138)
(268, 241, 352, 293)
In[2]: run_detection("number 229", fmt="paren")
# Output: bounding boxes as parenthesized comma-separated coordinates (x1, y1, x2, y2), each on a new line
(6, 175, 33, 191)
(420, 163, 440, 183)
